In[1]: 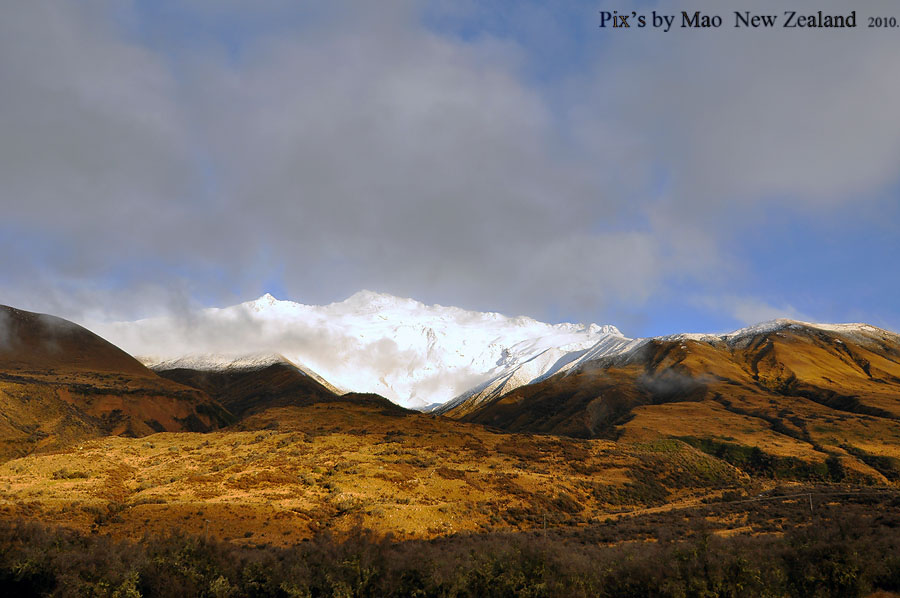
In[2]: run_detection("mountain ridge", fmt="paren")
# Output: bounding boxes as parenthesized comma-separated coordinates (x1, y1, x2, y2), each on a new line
(93, 291, 620, 409)
(142, 352, 344, 395)
(442, 317, 900, 485)
(89, 294, 900, 411)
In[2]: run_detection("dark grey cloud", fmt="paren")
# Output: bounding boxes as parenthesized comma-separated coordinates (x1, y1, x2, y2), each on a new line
(187, 24, 613, 287)
(2, 0, 652, 323)
(1, 2, 194, 236)
(2, 0, 899, 330)
(588, 0, 900, 212)
(0, 1, 207, 320)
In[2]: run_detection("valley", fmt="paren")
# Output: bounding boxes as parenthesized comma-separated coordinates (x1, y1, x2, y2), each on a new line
(0, 402, 753, 545)
(1, 299, 899, 596)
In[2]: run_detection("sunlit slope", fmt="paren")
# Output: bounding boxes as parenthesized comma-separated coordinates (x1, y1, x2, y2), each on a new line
(0, 401, 749, 544)
(453, 322, 900, 482)
(0, 305, 231, 460)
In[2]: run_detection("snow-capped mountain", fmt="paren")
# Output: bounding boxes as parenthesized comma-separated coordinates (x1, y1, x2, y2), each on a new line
(93, 291, 620, 410)
(443, 318, 900, 442)
(148, 353, 291, 372)
(563, 318, 895, 374)
(435, 332, 641, 415)
(436, 318, 900, 416)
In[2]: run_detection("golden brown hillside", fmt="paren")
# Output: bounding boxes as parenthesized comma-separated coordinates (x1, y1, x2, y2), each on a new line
(449, 321, 900, 484)
(0, 401, 759, 545)
(0, 305, 231, 461)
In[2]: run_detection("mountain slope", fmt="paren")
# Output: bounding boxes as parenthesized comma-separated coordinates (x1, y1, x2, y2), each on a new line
(0, 400, 749, 543)
(447, 320, 900, 483)
(0, 304, 152, 375)
(94, 291, 619, 409)
(0, 305, 231, 460)
(435, 334, 642, 416)
(152, 354, 404, 419)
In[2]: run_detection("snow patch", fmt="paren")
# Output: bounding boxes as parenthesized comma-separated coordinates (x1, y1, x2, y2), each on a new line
(142, 352, 291, 372)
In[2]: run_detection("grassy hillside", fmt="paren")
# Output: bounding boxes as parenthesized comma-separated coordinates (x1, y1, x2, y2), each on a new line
(453, 324, 900, 485)
(0, 402, 758, 544)
(0, 306, 231, 461)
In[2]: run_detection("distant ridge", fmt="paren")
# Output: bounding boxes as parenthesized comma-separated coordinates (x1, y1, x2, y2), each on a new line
(439, 319, 900, 416)
(151, 354, 368, 419)
(142, 352, 343, 395)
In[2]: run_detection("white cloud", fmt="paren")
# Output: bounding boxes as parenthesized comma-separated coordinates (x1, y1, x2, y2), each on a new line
(697, 294, 809, 328)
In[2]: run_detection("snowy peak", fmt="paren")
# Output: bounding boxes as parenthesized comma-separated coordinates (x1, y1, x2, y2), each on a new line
(439, 318, 900, 417)
(587, 322, 622, 336)
(96, 291, 620, 410)
(732, 319, 895, 340)
(338, 290, 423, 313)
(240, 293, 305, 316)
(90, 291, 896, 414)
(141, 352, 294, 372)
(436, 330, 639, 416)
(247, 293, 281, 311)
(656, 318, 898, 346)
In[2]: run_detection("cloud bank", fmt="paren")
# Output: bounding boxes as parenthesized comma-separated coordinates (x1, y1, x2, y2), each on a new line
(2, 0, 899, 335)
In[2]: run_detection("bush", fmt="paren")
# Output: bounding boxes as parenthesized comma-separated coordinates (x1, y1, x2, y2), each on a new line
(0, 494, 898, 597)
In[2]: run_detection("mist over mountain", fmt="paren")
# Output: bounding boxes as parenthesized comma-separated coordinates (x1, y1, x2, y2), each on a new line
(94, 292, 618, 409)
(91, 292, 900, 417)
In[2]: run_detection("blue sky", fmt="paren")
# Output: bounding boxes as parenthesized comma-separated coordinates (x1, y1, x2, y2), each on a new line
(2, 0, 899, 337)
